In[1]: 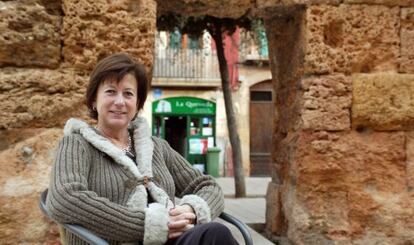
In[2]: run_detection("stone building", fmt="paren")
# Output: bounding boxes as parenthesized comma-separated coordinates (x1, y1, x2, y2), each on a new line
(0, 0, 413, 244)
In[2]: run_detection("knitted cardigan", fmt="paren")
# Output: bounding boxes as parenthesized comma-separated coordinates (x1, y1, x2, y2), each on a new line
(46, 117, 224, 245)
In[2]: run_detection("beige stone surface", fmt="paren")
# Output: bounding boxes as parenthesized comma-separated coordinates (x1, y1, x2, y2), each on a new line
(0, 128, 46, 152)
(400, 8, 414, 73)
(352, 72, 414, 130)
(0, 128, 62, 244)
(62, 0, 156, 71)
(0, 1, 61, 68)
(256, 0, 341, 8)
(344, 0, 414, 6)
(265, 182, 285, 235)
(157, 0, 252, 18)
(305, 4, 399, 75)
(301, 74, 352, 131)
(158, 0, 343, 18)
(279, 131, 413, 244)
(406, 132, 414, 190)
(265, 7, 305, 135)
(0, 68, 89, 130)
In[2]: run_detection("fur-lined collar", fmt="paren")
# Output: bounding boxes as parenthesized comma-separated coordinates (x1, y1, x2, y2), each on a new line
(63, 117, 174, 212)
(63, 117, 154, 179)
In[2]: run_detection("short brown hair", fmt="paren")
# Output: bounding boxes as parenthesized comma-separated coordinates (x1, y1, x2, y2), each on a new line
(85, 53, 148, 120)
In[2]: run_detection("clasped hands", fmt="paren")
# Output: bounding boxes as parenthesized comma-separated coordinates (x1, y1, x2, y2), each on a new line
(168, 204, 196, 239)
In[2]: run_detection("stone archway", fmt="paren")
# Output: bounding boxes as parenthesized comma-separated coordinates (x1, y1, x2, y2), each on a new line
(261, 6, 306, 241)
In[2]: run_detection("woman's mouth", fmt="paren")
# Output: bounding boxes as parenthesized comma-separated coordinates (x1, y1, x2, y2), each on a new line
(110, 111, 127, 115)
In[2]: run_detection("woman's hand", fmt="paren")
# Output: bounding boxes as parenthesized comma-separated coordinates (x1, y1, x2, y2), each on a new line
(168, 204, 196, 239)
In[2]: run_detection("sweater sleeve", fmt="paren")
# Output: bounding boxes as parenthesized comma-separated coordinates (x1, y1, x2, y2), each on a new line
(157, 138, 225, 223)
(46, 134, 167, 243)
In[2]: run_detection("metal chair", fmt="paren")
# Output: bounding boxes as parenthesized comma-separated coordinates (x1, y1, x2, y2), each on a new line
(39, 189, 253, 245)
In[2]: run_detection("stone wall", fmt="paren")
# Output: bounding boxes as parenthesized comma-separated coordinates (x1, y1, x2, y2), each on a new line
(0, 0, 156, 243)
(1, 0, 414, 244)
(264, 2, 414, 244)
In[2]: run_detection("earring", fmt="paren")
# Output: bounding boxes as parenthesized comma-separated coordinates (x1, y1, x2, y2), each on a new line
(93, 106, 96, 111)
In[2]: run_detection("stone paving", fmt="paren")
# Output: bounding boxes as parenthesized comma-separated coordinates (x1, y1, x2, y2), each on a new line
(215, 177, 274, 245)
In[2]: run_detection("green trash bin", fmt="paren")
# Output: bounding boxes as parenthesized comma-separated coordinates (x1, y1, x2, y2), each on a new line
(206, 147, 221, 177)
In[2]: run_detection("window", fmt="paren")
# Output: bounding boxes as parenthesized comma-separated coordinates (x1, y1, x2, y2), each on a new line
(250, 91, 272, 101)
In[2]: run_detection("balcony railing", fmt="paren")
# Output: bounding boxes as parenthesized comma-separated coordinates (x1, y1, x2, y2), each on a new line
(152, 48, 221, 87)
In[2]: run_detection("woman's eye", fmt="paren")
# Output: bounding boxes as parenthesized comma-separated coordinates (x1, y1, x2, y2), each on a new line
(105, 90, 115, 94)
(125, 91, 134, 97)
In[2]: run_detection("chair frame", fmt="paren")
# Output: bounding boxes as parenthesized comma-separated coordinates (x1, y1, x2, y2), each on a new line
(39, 189, 253, 245)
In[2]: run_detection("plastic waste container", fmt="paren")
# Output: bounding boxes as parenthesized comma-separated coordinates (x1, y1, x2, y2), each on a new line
(206, 147, 221, 177)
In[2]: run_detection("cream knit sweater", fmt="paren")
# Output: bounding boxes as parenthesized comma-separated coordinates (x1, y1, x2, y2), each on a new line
(46, 117, 224, 245)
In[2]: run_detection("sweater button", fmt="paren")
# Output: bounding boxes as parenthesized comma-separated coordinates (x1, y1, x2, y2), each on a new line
(125, 179, 136, 188)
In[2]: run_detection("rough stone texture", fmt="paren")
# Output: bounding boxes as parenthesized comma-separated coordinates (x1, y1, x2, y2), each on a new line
(158, 0, 344, 18)
(264, 6, 306, 135)
(352, 72, 414, 131)
(157, 0, 252, 18)
(0, 1, 61, 68)
(406, 132, 414, 190)
(0, 68, 89, 131)
(301, 74, 352, 131)
(278, 131, 413, 244)
(0, 128, 47, 152)
(62, 0, 156, 71)
(0, 129, 62, 244)
(400, 8, 414, 73)
(344, 0, 414, 6)
(256, 0, 341, 8)
(265, 182, 285, 235)
(265, 12, 304, 242)
(305, 4, 400, 75)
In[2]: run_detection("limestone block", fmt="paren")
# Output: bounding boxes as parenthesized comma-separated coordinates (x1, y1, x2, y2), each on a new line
(352, 73, 414, 130)
(406, 132, 414, 189)
(265, 182, 285, 235)
(158, 0, 342, 18)
(157, 0, 252, 18)
(0, 129, 62, 244)
(0, 68, 89, 130)
(256, 0, 341, 7)
(305, 4, 399, 74)
(301, 74, 352, 131)
(63, 0, 156, 19)
(400, 8, 414, 73)
(344, 0, 414, 6)
(0, 1, 61, 68)
(0, 128, 45, 152)
(278, 131, 411, 244)
(62, 0, 156, 70)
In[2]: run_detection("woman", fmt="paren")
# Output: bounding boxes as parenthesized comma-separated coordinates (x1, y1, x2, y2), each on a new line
(46, 53, 238, 245)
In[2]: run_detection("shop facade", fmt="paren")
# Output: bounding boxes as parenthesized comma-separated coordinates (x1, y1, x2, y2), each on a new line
(152, 96, 217, 173)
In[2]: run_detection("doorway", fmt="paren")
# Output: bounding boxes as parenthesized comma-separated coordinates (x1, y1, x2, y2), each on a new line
(249, 80, 274, 176)
(164, 116, 187, 156)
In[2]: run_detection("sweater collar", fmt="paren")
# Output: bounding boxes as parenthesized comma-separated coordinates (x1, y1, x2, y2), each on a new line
(63, 117, 154, 179)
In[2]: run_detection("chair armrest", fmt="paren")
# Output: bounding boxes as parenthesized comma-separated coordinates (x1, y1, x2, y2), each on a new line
(219, 212, 253, 245)
(40, 190, 252, 245)
(60, 223, 109, 245)
(39, 189, 109, 245)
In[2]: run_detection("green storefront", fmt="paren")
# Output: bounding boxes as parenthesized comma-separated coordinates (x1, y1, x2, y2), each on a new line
(152, 97, 216, 172)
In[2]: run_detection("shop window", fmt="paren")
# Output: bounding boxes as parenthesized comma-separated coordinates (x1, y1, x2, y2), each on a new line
(201, 117, 213, 136)
(190, 117, 200, 135)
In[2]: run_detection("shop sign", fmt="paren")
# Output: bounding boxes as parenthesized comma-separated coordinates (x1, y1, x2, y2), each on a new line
(153, 97, 216, 115)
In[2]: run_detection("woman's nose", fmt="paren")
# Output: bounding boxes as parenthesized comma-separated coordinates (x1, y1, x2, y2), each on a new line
(114, 93, 125, 105)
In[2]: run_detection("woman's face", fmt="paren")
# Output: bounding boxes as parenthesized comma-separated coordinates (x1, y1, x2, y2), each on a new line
(94, 73, 138, 132)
